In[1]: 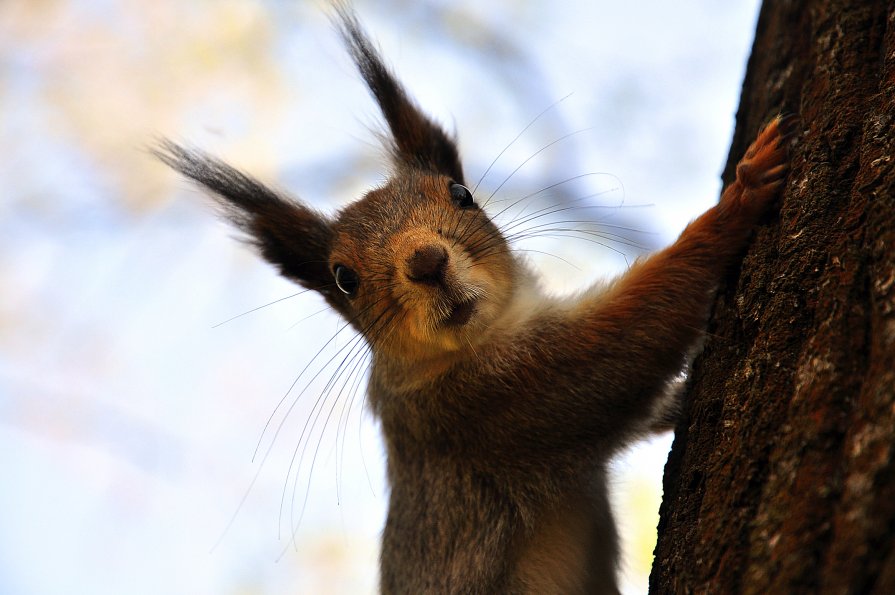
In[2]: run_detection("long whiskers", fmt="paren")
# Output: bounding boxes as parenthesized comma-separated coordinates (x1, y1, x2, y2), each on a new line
(471, 93, 573, 195)
(278, 298, 406, 555)
(480, 127, 595, 210)
(212, 286, 332, 328)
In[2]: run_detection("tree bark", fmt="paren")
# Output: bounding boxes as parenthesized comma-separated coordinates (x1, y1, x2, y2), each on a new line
(650, 2, 895, 593)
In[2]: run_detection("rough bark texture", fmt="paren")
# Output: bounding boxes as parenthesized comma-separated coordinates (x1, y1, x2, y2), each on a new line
(650, 2, 895, 593)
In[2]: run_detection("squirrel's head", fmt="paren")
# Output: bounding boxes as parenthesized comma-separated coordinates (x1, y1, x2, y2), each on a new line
(157, 10, 517, 362)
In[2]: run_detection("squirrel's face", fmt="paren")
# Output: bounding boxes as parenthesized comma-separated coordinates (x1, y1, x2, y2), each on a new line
(329, 172, 516, 358)
(157, 13, 519, 362)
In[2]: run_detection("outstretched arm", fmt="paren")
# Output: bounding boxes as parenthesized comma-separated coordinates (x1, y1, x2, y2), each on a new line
(470, 116, 793, 458)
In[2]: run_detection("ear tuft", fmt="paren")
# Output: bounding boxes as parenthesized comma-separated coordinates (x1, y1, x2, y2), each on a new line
(154, 140, 335, 293)
(334, 6, 465, 184)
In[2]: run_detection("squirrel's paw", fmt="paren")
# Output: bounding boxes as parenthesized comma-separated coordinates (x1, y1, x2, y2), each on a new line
(734, 114, 796, 206)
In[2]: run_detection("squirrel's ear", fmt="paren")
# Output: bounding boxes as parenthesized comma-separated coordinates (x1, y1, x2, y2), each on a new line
(156, 141, 335, 293)
(336, 8, 465, 184)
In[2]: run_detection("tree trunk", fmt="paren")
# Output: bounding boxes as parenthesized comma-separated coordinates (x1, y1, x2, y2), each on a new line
(650, 2, 895, 593)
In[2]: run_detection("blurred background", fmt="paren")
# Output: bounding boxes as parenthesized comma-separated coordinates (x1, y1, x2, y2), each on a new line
(1, 0, 761, 593)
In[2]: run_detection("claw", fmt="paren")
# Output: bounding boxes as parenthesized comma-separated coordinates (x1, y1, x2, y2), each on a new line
(760, 164, 788, 184)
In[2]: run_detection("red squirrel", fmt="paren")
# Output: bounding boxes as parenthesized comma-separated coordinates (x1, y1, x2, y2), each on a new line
(157, 8, 791, 594)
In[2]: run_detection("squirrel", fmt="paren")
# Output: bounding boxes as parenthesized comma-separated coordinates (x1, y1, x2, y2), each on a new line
(157, 8, 791, 595)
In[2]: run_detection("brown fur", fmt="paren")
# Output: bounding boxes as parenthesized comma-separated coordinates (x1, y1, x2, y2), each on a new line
(157, 8, 791, 593)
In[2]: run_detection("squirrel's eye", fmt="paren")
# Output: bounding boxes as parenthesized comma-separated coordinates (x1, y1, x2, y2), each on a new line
(333, 265, 360, 296)
(449, 182, 477, 210)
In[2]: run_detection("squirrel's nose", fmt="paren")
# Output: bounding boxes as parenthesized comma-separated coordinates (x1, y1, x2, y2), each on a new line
(406, 244, 448, 285)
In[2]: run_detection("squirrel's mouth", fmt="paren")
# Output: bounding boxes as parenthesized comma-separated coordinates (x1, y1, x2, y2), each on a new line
(442, 298, 477, 327)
